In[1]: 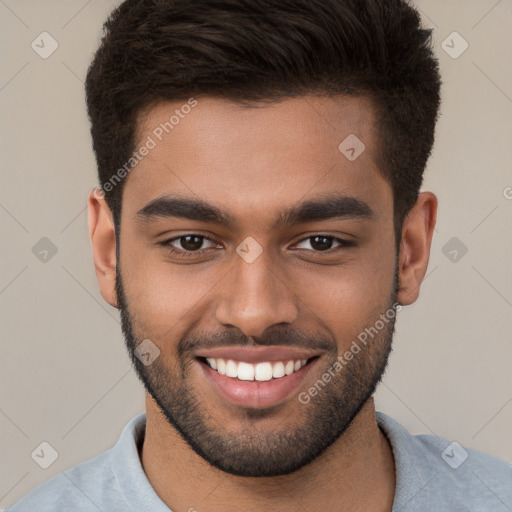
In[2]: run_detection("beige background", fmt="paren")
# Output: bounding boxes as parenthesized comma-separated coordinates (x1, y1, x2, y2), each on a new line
(1, 0, 511, 508)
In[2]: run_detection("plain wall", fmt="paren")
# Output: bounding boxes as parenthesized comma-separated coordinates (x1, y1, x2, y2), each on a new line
(1, 0, 511, 508)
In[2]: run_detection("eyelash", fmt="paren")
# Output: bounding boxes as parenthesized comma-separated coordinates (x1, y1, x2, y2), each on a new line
(159, 234, 354, 259)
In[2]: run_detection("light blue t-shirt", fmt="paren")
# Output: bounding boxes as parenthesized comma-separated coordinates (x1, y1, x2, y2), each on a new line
(6, 411, 512, 511)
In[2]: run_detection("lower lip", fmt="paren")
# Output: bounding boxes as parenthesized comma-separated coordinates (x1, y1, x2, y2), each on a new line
(196, 357, 319, 408)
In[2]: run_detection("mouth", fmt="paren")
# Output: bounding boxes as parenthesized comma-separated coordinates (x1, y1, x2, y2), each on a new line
(195, 354, 321, 408)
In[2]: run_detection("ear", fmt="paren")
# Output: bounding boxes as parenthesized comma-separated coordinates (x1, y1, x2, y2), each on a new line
(397, 191, 438, 306)
(88, 188, 118, 308)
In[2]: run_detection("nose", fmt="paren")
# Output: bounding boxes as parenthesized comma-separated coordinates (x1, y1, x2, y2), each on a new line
(215, 246, 299, 338)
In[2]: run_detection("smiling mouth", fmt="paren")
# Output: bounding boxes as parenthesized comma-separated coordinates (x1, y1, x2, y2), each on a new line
(197, 356, 319, 382)
(195, 353, 321, 408)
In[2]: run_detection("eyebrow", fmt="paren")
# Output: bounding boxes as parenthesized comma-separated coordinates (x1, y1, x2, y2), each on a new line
(136, 193, 374, 228)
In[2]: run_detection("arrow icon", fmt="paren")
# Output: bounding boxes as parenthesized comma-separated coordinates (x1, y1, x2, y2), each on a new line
(442, 237, 468, 263)
(236, 236, 263, 263)
(338, 134, 365, 161)
(135, 339, 160, 365)
(441, 441, 468, 468)
(441, 32, 468, 59)
(31, 32, 59, 59)
(31, 441, 59, 468)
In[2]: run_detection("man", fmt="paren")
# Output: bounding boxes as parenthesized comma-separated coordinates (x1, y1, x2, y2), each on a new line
(7, 0, 511, 510)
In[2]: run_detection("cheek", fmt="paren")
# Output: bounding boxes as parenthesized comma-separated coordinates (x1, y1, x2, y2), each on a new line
(290, 239, 396, 342)
(120, 239, 221, 335)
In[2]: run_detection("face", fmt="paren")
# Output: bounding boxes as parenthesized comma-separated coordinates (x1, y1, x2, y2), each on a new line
(114, 95, 399, 477)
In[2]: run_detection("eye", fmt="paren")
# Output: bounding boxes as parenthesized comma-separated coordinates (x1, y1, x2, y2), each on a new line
(294, 235, 354, 252)
(158, 233, 355, 261)
(159, 234, 219, 258)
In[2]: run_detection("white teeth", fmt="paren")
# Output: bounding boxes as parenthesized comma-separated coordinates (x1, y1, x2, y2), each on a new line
(225, 359, 238, 378)
(272, 361, 285, 378)
(203, 357, 310, 381)
(237, 361, 255, 381)
(285, 360, 295, 375)
(217, 358, 226, 375)
(254, 362, 273, 381)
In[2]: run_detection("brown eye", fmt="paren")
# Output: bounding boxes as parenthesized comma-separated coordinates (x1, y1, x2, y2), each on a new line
(175, 235, 206, 251)
(159, 234, 219, 258)
(294, 235, 354, 252)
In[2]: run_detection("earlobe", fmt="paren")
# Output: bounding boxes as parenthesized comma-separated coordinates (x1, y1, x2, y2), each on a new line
(397, 191, 438, 306)
(88, 188, 119, 308)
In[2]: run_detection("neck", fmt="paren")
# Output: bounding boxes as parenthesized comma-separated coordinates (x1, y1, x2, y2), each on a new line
(141, 396, 396, 512)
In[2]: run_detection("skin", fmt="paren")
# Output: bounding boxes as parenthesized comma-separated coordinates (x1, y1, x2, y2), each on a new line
(88, 95, 437, 512)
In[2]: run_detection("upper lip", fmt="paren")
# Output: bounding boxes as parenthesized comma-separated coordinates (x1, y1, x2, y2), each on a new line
(195, 346, 321, 364)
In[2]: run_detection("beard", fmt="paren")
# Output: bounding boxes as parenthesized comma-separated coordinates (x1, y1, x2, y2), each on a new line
(115, 262, 399, 478)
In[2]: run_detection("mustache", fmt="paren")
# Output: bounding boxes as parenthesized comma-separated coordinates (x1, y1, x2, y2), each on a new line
(178, 326, 334, 358)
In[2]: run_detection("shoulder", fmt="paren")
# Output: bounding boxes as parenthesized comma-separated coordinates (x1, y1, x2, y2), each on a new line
(376, 411, 512, 511)
(5, 414, 147, 512)
(5, 450, 125, 512)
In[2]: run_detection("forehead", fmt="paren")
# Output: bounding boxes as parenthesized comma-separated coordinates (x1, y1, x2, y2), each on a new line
(123, 95, 392, 227)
